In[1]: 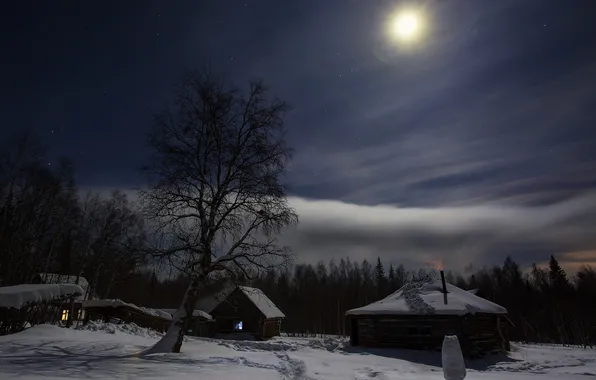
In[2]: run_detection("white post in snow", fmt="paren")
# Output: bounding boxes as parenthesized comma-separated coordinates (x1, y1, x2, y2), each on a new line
(442, 335, 466, 380)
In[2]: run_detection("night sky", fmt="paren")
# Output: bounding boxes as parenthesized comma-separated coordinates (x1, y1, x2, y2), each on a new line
(4, 0, 596, 271)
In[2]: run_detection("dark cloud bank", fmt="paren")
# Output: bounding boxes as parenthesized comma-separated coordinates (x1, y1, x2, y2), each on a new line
(283, 194, 596, 272)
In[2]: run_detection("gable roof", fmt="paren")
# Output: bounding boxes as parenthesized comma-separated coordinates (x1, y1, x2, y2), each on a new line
(38, 273, 91, 302)
(195, 280, 237, 314)
(195, 283, 285, 319)
(237, 286, 285, 319)
(346, 279, 507, 317)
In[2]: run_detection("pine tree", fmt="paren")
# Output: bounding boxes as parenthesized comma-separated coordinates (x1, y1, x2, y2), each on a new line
(503, 256, 523, 287)
(375, 257, 386, 298)
(395, 264, 407, 289)
(388, 264, 396, 290)
(548, 255, 569, 290)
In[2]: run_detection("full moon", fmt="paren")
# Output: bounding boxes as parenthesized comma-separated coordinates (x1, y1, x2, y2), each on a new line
(389, 10, 424, 43)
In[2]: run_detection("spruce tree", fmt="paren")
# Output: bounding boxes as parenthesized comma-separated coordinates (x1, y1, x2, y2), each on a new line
(375, 257, 386, 298)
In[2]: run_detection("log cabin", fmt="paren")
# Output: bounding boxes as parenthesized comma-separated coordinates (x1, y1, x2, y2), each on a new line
(33, 273, 93, 324)
(195, 284, 285, 340)
(346, 275, 511, 358)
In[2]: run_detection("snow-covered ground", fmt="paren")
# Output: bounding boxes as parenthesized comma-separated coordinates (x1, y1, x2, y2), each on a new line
(0, 324, 594, 380)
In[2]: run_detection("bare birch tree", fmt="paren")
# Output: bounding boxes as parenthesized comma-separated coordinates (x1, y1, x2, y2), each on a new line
(139, 72, 298, 354)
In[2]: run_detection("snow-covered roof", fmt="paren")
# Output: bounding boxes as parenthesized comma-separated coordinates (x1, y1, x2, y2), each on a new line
(139, 306, 173, 321)
(238, 286, 285, 319)
(346, 279, 507, 317)
(83, 299, 173, 321)
(0, 284, 84, 310)
(38, 273, 91, 301)
(195, 281, 237, 314)
(160, 308, 213, 321)
(195, 283, 285, 319)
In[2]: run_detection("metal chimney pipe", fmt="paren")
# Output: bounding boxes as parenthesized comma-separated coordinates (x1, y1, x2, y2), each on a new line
(440, 270, 448, 304)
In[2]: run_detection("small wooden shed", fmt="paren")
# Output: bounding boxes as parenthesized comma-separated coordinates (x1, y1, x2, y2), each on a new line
(195, 284, 285, 340)
(346, 277, 511, 358)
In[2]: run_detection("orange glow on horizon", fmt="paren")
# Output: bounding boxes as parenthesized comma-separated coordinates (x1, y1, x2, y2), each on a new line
(426, 260, 444, 272)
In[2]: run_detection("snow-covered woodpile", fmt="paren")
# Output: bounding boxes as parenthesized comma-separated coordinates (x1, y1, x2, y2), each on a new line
(345, 276, 511, 358)
(82, 299, 173, 333)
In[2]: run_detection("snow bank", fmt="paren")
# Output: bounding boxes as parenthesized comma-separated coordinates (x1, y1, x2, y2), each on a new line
(0, 284, 84, 309)
(83, 299, 172, 321)
(346, 279, 507, 316)
(77, 320, 164, 340)
(13, 323, 72, 338)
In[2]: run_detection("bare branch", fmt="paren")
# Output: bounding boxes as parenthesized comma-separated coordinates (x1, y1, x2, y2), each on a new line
(140, 71, 298, 283)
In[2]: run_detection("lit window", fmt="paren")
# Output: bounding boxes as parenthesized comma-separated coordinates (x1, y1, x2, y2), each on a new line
(61, 310, 69, 321)
(233, 321, 243, 331)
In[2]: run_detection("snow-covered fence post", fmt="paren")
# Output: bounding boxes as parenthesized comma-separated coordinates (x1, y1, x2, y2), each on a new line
(442, 335, 466, 380)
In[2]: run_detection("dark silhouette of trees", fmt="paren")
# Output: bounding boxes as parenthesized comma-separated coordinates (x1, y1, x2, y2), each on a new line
(139, 71, 297, 353)
(0, 133, 147, 297)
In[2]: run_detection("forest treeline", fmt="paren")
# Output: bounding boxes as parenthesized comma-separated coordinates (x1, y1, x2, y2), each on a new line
(122, 255, 596, 346)
(1, 133, 595, 346)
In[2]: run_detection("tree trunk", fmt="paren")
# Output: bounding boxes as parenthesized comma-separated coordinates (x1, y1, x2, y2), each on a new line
(67, 274, 82, 328)
(142, 274, 203, 355)
(103, 271, 117, 299)
(65, 298, 74, 328)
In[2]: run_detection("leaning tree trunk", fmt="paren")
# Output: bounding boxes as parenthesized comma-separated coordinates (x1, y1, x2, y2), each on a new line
(142, 274, 203, 355)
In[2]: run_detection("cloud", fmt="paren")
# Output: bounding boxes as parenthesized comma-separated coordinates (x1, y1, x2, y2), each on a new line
(287, 42, 596, 207)
(282, 193, 596, 271)
(85, 186, 596, 272)
(265, 1, 596, 209)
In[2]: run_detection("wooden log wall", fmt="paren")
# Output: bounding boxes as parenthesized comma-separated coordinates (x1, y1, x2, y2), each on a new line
(354, 315, 464, 350)
(262, 318, 281, 339)
(462, 313, 506, 357)
(349, 313, 508, 357)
